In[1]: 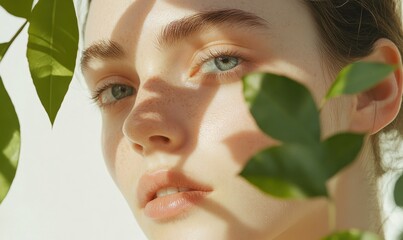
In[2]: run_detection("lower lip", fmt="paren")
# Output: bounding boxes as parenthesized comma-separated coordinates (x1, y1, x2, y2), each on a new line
(144, 191, 209, 219)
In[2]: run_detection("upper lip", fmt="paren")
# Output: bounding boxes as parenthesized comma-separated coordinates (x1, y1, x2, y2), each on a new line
(137, 169, 212, 207)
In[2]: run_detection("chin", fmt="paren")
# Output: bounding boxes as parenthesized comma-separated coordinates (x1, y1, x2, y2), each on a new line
(135, 206, 272, 240)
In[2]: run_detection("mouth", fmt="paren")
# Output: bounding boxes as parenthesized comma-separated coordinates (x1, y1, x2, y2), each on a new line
(137, 170, 212, 220)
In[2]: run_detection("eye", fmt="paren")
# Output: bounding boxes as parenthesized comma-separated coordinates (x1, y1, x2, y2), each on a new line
(94, 84, 135, 106)
(200, 55, 240, 73)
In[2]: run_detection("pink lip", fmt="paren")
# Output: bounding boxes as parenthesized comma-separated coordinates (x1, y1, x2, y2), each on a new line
(137, 170, 212, 220)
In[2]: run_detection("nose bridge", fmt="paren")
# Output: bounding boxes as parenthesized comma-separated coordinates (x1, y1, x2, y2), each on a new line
(129, 75, 177, 118)
(122, 77, 187, 155)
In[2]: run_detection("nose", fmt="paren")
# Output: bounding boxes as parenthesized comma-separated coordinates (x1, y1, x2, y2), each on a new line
(122, 81, 188, 156)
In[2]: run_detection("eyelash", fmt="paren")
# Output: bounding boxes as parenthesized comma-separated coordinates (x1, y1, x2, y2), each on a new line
(91, 83, 109, 104)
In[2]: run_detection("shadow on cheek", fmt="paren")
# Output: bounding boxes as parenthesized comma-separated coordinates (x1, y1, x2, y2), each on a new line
(223, 130, 275, 166)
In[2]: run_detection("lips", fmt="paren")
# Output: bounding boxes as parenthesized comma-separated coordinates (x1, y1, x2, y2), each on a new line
(137, 170, 212, 220)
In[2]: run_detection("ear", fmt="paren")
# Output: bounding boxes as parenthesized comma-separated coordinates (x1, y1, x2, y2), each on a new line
(349, 38, 403, 134)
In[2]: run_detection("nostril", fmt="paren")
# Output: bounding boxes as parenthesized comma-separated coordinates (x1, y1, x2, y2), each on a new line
(134, 144, 143, 152)
(132, 136, 172, 154)
(149, 135, 170, 145)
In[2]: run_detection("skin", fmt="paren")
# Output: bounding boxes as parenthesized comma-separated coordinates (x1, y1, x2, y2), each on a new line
(83, 0, 403, 239)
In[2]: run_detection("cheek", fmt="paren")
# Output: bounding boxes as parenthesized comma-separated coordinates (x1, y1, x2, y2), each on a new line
(198, 82, 275, 167)
(101, 118, 123, 178)
(220, 112, 274, 168)
(101, 116, 140, 202)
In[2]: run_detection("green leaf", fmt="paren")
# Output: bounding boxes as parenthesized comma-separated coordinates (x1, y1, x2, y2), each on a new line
(241, 73, 367, 199)
(394, 173, 403, 207)
(322, 230, 380, 240)
(0, 42, 11, 62)
(0, 76, 20, 204)
(240, 143, 328, 198)
(326, 62, 395, 100)
(239, 133, 365, 199)
(322, 132, 365, 178)
(0, 0, 33, 18)
(243, 73, 320, 144)
(27, 0, 78, 124)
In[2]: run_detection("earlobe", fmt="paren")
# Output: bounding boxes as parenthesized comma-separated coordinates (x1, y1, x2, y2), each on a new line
(349, 38, 403, 134)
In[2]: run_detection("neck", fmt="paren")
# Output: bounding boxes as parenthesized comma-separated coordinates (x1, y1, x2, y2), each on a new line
(332, 139, 382, 235)
(274, 138, 382, 240)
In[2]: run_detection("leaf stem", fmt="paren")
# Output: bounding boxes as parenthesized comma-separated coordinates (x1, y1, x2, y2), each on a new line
(319, 98, 327, 112)
(0, 20, 28, 63)
(328, 199, 336, 232)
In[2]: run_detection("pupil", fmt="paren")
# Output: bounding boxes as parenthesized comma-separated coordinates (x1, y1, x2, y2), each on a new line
(221, 57, 230, 64)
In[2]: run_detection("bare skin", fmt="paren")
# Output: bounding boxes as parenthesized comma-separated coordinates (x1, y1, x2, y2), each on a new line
(83, 0, 403, 239)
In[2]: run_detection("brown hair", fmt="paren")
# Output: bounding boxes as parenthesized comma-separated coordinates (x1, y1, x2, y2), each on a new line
(303, 0, 402, 64)
(303, 0, 403, 172)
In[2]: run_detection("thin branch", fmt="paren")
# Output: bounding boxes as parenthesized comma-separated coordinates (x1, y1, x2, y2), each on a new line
(0, 20, 28, 63)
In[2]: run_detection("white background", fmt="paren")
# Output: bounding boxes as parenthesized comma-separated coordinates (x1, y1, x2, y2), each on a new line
(0, 1, 147, 239)
(0, 1, 402, 240)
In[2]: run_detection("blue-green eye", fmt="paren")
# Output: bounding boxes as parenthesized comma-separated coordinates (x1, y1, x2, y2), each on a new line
(98, 84, 135, 105)
(201, 56, 240, 73)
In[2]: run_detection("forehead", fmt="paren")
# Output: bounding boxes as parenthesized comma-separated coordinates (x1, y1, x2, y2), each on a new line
(85, 0, 313, 48)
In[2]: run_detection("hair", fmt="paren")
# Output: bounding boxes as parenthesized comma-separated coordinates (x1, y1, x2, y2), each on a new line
(304, 0, 402, 63)
(302, 0, 403, 174)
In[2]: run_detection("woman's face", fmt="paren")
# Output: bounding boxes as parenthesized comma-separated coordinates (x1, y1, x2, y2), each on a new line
(83, 0, 351, 239)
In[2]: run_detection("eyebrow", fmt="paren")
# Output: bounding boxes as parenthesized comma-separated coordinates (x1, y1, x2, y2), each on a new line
(81, 9, 268, 70)
(81, 40, 125, 70)
(157, 8, 269, 46)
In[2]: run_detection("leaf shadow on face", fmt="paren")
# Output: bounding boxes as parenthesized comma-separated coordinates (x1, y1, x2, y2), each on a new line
(105, 1, 271, 239)
(223, 130, 274, 166)
(114, 79, 261, 239)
